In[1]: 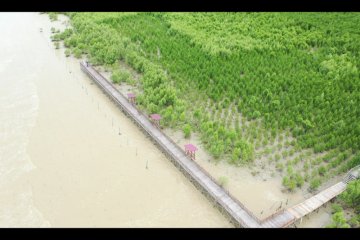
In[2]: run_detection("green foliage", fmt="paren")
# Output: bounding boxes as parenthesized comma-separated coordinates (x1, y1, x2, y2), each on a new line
(73, 48, 82, 58)
(230, 139, 254, 164)
(58, 12, 360, 174)
(111, 69, 132, 84)
(326, 211, 350, 228)
(348, 215, 359, 228)
(183, 124, 191, 138)
(54, 41, 60, 49)
(282, 175, 296, 192)
(48, 12, 58, 21)
(304, 160, 310, 171)
(282, 171, 304, 191)
(276, 162, 284, 171)
(65, 49, 71, 57)
(339, 180, 360, 212)
(318, 166, 326, 176)
(331, 204, 343, 214)
(193, 108, 202, 120)
(53, 28, 73, 42)
(51, 34, 60, 41)
(309, 178, 321, 191)
(218, 176, 229, 188)
(287, 165, 294, 175)
(210, 142, 224, 159)
(294, 173, 304, 187)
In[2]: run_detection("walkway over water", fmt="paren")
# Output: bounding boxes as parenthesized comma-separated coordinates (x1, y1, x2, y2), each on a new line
(80, 61, 357, 228)
(260, 182, 347, 227)
(80, 61, 261, 228)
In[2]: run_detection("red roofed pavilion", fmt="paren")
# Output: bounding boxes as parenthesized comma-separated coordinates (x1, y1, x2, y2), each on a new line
(127, 93, 136, 105)
(150, 114, 161, 128)
(185, 143, 198, 160)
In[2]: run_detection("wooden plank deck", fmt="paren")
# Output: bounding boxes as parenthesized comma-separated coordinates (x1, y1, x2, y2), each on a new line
(260, 181, 347, 227)
(80, 61, 351, 228)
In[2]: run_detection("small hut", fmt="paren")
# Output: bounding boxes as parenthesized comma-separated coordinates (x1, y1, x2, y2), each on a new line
(127, 93, 136, 105)
(185, 143, 198, 160)
(150, 114, 161, 128)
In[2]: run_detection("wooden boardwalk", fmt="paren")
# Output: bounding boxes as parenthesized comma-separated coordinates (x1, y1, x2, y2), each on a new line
(260, 182, 347, 227)
(80, 61, 261, 228)
(80, 61, 355, 228)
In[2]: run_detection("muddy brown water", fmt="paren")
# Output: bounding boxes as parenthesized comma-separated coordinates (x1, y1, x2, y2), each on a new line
(0, 12, 232, 227)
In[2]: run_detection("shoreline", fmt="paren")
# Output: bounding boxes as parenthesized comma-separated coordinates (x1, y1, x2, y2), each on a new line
(94, 58, 337, 227)
(86, 59, 349, 228)
(24, 13, 232, 227)
(98, 67, 316, 220)
(44, 13, 342, 227)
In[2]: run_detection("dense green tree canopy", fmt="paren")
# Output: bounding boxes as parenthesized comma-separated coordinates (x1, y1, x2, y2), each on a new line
(53, 12, 360, 191)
